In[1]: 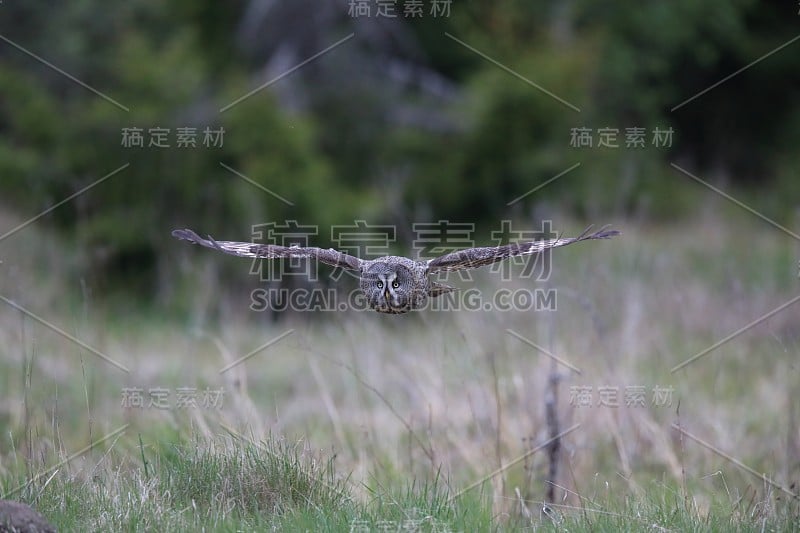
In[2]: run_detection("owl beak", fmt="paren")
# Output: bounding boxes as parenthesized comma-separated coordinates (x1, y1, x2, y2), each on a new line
(383, 287, 391, 304)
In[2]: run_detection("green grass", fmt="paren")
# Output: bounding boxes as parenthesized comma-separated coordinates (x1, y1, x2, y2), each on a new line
(1, 208, 799, 530)
(2, 436, 797, 531)
(2, 436, 492, 531)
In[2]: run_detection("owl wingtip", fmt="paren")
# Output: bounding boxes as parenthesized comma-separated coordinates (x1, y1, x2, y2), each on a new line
(596, 229, 621, 238)
(586, 224, 620, 239)
(172, 228, 202, 243)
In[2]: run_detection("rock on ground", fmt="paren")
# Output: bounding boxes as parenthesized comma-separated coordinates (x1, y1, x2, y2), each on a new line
(0, 500, 56, 533)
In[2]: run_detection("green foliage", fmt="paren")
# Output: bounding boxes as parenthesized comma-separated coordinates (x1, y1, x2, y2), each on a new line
(420, 45, 592, 222)
(1, 0, 799, 300)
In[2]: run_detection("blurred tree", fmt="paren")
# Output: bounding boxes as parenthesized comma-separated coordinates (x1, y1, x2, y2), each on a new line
(0, 0, 798, 309)
(581, 0, 800, 193)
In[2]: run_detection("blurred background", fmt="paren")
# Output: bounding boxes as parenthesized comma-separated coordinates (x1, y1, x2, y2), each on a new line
(1, 0, 798, 311)
(1, 0, 799, 524)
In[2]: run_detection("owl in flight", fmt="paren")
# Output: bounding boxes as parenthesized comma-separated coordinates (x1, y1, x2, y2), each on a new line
(172, 226, 619, 314)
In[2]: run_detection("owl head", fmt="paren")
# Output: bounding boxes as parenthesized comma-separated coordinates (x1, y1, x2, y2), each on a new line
(360, 261, 422, 314)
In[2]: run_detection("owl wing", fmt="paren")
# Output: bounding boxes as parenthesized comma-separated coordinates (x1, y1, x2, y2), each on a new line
(426, 225, 620, 273)
(172, 229, 362, 270)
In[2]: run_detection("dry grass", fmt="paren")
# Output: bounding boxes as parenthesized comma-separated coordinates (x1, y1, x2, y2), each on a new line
(0, 207, 799, 529)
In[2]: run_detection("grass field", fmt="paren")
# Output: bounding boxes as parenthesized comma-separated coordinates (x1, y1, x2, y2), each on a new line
(0, 206, 799, 531)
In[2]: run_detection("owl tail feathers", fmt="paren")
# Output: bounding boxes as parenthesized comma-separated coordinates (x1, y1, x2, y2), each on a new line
(428, 282, 457, 298)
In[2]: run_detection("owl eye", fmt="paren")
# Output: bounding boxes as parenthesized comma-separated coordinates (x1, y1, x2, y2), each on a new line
(392, 280, 400, 289)
(377, 281, 383, 289)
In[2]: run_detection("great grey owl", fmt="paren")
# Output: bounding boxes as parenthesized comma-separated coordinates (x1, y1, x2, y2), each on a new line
(172, 226, 619, 314)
